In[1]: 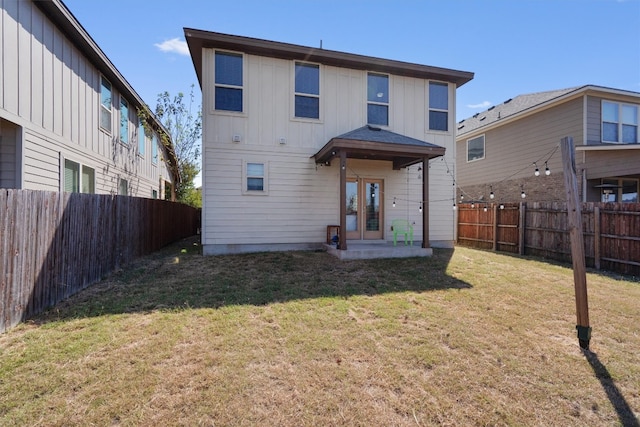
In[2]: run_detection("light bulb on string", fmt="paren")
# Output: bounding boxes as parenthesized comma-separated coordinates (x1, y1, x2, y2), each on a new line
(545, 161, 551, 175)
(419, 202, 423, 213)
(483, 205, 488, 212)
(499, 203, 505, 210)
(534, 162, 540, 177)
(521, 190, 526, 199)
(392, 197, 396, 208)
(453, 202, 457, 211)
(489, 186, 495, 199)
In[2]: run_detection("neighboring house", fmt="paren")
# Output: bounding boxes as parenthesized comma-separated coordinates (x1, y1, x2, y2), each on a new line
(185, 29, 473, 256)
(0, 0, 179, 199)
(456, 85, 640, 204)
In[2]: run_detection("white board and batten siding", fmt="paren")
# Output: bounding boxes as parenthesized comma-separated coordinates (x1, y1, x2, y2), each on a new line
(0, 0, 171, 197)
(202, 49, 458, 253)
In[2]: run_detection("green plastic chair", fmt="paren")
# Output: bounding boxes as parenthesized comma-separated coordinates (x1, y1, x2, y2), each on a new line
(392, 219, 413, 246)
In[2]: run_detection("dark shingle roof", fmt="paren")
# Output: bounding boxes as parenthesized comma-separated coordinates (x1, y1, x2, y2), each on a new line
(336, 125, 443, 148)
(457, 86, 584, 136)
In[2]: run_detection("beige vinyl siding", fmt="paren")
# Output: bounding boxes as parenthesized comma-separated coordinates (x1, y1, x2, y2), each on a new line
(1, 0, 171, 197)
(202, 49, 457, 248)
(456, 98, 584, 188)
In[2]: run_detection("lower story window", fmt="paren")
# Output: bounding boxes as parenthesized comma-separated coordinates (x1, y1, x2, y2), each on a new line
(119, 178, 128, 196)
(243, 161, 268, 194)
(64, 159, 95, 193)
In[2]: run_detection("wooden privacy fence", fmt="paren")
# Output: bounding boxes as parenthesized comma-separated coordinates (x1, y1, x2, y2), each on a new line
(457, 201, 640, 277)
(1, 189, 201, 333)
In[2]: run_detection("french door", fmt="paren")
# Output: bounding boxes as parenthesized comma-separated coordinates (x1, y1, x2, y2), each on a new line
(345, 178, 384, 240)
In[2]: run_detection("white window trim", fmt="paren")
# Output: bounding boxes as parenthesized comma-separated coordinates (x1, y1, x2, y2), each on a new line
(427, 80, 450, 133)
(213, 50, 246, 116)
(242, 160, 269, 195)
(601, 100, 639, 144)
(366, 72, 391, 128)
(61, 154, 96, 194)
(466, 134, 485, 163)
(291, 61, 323, 122)
(99, 75, 112, 134)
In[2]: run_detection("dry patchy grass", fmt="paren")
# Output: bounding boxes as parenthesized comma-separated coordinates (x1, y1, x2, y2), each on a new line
(1, 237, 639, 426)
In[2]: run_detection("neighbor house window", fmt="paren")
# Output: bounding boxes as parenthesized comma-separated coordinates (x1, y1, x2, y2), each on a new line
(600, 178, 638, 202)
(100, 77, 112, 132)
(294, 62, 320, 119)
(215, 51, 243, 112)
(467, 135, 485, 162)
(138, 120, 145, 156)
(602, 101, 638, 144)
(152, 134, 158, 164)
(367, 73, 389, 126)
(120, 97, 129, 144)
(243, 161, 268, 194)
(152, 189, 158, 199)
(64, 159, 95, 194)
(118, 178, 128, 196)
(429, 82, 449, 131)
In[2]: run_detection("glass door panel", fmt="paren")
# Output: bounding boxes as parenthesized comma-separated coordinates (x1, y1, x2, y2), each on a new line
(363, 180, 383, 239)
(346, 180, 359, 239)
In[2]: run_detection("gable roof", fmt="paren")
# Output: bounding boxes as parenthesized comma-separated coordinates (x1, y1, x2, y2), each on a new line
(457, 85, 640, 138)
(184, 28, 474, 89)
(34, 0, 180, 184)
(313, 126, 445, 169)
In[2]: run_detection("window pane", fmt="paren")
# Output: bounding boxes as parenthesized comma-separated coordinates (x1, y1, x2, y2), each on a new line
(247, 163, 264, 177)
(367, 104, 388, 126)
(429, 110, 448, 131)
(603, 122, 618, 142)
(247, 177, 264, 191)
(138, 122, 145, 155)
(120, 98, 128, 144)
(295, 95, 319, 119)
(622, 180, 638, 202)
(295, 63, 319, 95)
(467, 136, 485, 161)
(82, 166, 95, 194)
(119, 179, 128, 196)
(429, 82, 448, 110)
(622, 124, 637, 143)
(64, 159, 79, 193)
(100, 108, 111, 132)
(101, 78, 111, 109)
(367, 73, 388, 103)
(622, 105, 638, 125)
(602, 101, 618, 122)
(215, 52, 243, 86)
(215, 87, 243, 112)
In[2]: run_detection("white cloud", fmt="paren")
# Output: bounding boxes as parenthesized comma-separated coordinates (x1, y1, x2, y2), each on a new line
(467, 101, 492, 109)
(154, 38, 189, 56)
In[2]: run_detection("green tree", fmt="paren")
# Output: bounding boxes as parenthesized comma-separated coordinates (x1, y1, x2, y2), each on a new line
(154, 86, 202, 207)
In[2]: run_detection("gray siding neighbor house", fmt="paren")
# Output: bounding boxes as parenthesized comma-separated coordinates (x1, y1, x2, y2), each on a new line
(455, 85, 640, 204)
(0, 0, 179, 199)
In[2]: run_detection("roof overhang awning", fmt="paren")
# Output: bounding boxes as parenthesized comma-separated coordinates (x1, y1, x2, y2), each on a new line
(313, 126, 446, 169)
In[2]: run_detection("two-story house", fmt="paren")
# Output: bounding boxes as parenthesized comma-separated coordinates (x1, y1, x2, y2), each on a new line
(456, 85, 640, 204)
(0, 0, 179, 199)
(185, 29, 473, 257)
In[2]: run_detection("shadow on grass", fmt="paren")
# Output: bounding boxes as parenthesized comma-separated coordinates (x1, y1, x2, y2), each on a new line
(582, 349, 640, 427)
(35, 236, 472, 323)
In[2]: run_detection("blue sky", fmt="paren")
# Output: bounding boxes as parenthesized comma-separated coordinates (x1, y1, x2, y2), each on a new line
(64, 0, 640, 124)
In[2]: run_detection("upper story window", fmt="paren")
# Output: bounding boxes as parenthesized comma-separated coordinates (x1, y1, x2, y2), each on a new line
(100, 77, 112, 133)
(602, 101, 638, 143)
(215, 51, 243, 112)
(429, 82, 449, 131)
(119, 97, 129, 144)
(467, 135, 485, 162)
(367, 73, 389, 126)
(138, 120, 145, 156)
(152, 134, 159, 165)
(294, 62, 320, 119)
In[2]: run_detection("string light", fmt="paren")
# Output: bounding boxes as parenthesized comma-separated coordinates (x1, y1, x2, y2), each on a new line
(419, 202, 423, 213)
(483, 205, 488, 212)
(545, 161, 551, 176)
(534, 162, 540, 176)
(521, 185, 526, 199)
(489, 185, 495, 199)
(392, 197, 396, 208)
(499, 203, 505, 210)
(453, 202, 457, 210)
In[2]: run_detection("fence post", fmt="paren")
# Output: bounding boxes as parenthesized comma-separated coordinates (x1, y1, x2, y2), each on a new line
(560, 136, 591, 350)
(492, 203, 498, 251)
(519, 202, 526, 255)
(594, 206, 601, 270)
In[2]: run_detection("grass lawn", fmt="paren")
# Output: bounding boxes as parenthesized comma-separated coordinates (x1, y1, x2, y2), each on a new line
(1, 237, 639, 426)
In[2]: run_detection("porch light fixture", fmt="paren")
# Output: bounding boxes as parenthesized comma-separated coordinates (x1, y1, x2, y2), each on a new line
(545, 161, 551, 175)
(534, 162, 540, 176)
